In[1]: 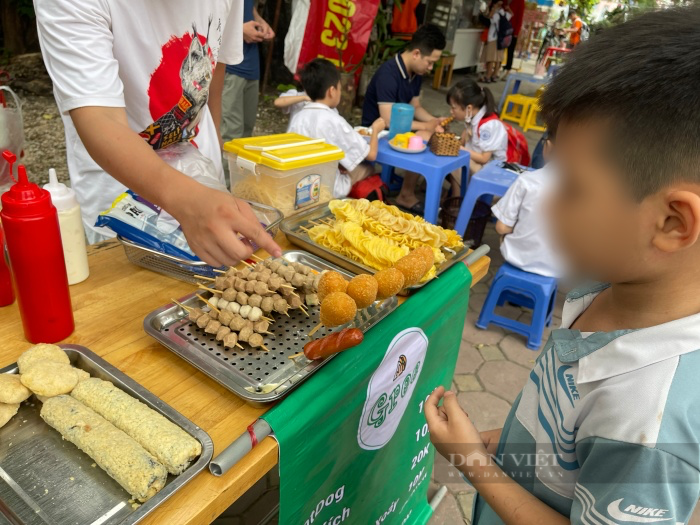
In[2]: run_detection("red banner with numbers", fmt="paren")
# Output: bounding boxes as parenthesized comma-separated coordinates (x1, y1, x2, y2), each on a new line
(295, 0, 380, 72)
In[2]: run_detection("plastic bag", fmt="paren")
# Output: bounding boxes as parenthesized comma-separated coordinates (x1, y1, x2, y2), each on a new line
(0, 87, 24, 191)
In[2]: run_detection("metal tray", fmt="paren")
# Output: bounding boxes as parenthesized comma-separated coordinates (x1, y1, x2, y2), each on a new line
(0, 345, 213, 525)
(144, 250, 398, 405)
(118, 200, 283, 284)
(280, 202, 470, 292)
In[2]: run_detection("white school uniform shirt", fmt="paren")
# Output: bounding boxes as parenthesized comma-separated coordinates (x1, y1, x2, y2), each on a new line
(487, 9, 511, 42)
(287, 102, 370, 198)
(278, 89, 310, 121)
(491, 164, 565, 278)
(466, 106, 508, 162)
(34, 0, 243, 243)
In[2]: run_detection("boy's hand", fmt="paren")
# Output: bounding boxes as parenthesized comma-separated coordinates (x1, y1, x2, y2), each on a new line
(370, 117, 386, 134)
(425, 386, 487, 466)
(167, 179, 282, 266)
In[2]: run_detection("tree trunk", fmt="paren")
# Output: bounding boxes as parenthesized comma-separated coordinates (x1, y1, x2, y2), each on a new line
(0, 1, 40, 56)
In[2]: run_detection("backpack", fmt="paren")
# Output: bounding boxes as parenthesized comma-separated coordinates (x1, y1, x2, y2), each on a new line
(579, 21, 590, 41)
(348, 174, 388, 201)
(478, 114, 531, 166)
(496, 13, 514, 50)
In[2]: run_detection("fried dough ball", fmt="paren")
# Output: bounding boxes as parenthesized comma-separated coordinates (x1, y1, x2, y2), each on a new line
(374, 268, 406, 300)
(317, 271, 348, 302)
(346, 274, 378, 309)
(320, 292, 357, 327)
(394, 247, 435, 287)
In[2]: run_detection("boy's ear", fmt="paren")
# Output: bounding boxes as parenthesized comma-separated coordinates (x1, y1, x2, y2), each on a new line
(652, 190, 700, 253)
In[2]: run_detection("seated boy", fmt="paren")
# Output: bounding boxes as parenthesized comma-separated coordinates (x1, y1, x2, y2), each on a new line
(491, 142, 564, 278)
(273, 87, 311, 122)
(426, 7, 700, 525)
(288, 59, 385, 198)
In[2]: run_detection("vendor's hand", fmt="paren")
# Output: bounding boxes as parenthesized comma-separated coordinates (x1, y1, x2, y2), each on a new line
(370, 117, 386, 134)
(480, 428, 502, 456)
(243, 21, 265, 43)
(425, 386, 487, 472)
(169, 181, 282, 266)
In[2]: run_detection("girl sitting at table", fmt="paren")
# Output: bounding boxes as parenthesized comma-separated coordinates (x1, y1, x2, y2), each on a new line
(447, 79, 508, 174)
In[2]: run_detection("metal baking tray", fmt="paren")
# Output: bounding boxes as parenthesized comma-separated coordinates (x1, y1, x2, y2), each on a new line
(280, 201, 470, 292)
(0, 345, 213, 525)
(144, 250, 398, 405)
(118, 200, 283, 284)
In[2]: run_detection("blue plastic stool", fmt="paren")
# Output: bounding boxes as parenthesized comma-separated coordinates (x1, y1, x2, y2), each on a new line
(476, 263, 558, 350)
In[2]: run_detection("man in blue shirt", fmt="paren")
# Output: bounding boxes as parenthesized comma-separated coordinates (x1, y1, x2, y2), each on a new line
(362, 24, 446, 213)
(221, 0, 274, 141)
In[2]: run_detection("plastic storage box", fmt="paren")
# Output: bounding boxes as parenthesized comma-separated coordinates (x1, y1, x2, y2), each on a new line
(224, 133, 344, 217)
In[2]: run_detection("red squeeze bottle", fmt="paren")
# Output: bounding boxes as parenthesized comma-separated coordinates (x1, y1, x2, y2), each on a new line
(0, 226, 15, 306)
(1, 151, 74, 343)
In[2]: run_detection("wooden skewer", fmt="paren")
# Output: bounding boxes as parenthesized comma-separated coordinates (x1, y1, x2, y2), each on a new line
(240, 260, 255, 269)
(262, 316, 274, 322)
(195, 274, 215, 282)
(309, 219, 324, 226)
(171, 298, 192, 312)
(279, 284, 294, 290)
(196, 294, 222, 314)
(213, 269, 226, 274)
(198, 284, 222, 295)
(250, 254, 265, 262)
(260, 344, 270, 352)
(308, 323, 322, 337)
(288, 352, 304, 359)
(236, 343, 245, 349)
(299, 225, 311, 232)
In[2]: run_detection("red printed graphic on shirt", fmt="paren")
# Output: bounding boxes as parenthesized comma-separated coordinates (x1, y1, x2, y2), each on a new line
(140, 20, 215, 150)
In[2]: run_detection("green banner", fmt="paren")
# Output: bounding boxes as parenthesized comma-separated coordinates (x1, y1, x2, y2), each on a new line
(262, 263, 472, 525)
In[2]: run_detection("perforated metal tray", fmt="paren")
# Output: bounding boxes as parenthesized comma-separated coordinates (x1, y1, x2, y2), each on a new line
(0, 345, 213, 525)
(280, 201, 470, 292)
(144, 251, 398, 405)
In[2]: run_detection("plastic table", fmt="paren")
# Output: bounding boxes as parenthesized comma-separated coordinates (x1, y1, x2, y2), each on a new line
(375, 139, 470, 225)
(498, 72, 550, 113)
(453, 161, 520, 236)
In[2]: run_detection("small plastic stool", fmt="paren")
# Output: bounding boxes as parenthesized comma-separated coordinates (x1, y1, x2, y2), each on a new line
(523, 104, 547, 133)
(500, 94, 536, 127)
(476, 263, 558, 350)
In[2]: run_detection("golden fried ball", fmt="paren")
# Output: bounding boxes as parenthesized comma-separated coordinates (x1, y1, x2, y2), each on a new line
(317, 271, 348, 302)
(320, 292, 357, 327)
(374, 268, 406, 300)
(346, 274, 378, 309)
(394, 247, 435, 287)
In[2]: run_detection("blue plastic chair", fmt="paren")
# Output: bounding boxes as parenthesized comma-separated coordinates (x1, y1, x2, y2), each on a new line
(476, 263, 558, 350)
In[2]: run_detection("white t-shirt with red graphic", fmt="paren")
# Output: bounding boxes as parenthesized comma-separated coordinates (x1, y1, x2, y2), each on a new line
(35, 0, 243, 242)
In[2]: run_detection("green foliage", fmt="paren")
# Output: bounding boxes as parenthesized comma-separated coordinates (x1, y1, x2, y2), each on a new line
(276, 83, 297, 93)
(363, 7, 407, 66)
(10, 0, 35, 17)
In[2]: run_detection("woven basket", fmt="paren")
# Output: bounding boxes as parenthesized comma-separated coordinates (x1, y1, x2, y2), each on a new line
(429, 133, 461, 156)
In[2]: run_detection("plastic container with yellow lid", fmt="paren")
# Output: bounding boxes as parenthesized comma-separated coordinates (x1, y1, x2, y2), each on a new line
(224, 133, 344, 217)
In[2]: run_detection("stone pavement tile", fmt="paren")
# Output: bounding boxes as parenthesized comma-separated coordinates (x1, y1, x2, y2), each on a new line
(454, 374, 482, 392)
(433, 453, 473, 493)
(455, 340, 485, 374)
(479, 345, 505, 361)
(457, 391, 512, 431)
(499, 335, 539, 368)
(462, 311, 506, 346)
(478, 361, 531, 403)
(428, 490, 467, 525)
(456, 492, 476, 524)
(471, 281, 490, 295)
(468, 291, 487, 313)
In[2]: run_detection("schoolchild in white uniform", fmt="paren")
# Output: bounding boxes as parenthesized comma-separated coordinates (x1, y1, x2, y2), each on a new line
(446, 79, 508, 175)
(491, 140, 565, 278)
(287, 59, 385, 198)
(273, 88, 312, 122)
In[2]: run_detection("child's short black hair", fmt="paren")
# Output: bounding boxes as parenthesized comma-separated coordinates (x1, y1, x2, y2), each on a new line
(407, 24, 446, 55)
(447, 79, 497, 116)
(540, 7, 700, 200)
(300, 58, 341, 101)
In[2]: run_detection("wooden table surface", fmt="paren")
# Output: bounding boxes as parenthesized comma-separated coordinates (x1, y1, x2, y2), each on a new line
(0, 234, 490, 525)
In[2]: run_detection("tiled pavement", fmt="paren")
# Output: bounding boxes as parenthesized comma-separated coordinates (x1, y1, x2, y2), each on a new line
(427, 224, 569, 524)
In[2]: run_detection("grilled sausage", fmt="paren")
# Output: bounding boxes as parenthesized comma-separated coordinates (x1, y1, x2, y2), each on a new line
(303, 328, 364, 360)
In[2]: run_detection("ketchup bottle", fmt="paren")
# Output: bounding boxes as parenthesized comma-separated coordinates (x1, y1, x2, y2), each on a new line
(1, 151, 74, 343)
(0, 226, 15, 307)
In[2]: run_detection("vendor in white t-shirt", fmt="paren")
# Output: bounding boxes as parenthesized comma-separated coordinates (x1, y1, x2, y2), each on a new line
(34, 0, 281, 265)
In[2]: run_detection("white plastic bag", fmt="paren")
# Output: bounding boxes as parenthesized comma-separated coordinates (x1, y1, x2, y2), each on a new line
(0, 87, 24, 191)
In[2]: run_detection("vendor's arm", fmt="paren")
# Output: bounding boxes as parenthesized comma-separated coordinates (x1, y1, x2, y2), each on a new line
(70, 107, 281, 265)
(425, 387, 570, 525)
(208, 63, 226, 147)
(410, 97, 444, 132)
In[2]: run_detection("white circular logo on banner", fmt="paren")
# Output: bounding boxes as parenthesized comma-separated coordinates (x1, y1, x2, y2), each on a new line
(357, 328, 428, 450)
